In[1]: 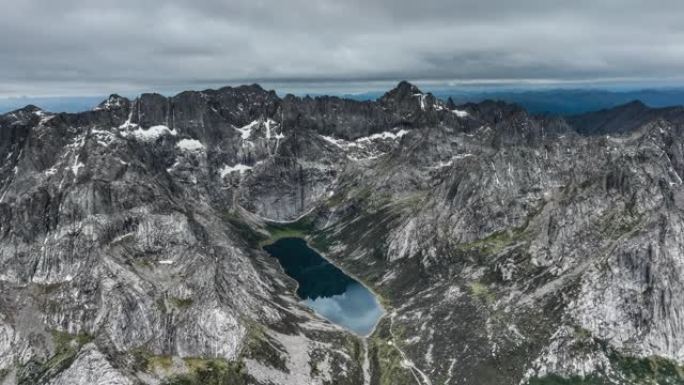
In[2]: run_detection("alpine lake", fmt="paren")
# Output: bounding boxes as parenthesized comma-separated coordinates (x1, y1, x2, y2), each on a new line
(263, 237, 383, 336)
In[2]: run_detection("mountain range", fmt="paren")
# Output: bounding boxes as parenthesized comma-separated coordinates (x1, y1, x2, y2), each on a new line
(1, 81, 684, 385)
(7, 87, 684, 117)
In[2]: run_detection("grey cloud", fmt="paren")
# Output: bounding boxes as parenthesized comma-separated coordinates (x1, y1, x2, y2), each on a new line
(1, 0, 683, 96)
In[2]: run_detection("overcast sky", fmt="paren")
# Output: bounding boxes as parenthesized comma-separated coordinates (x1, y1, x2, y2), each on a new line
(1, 0, 684, 97)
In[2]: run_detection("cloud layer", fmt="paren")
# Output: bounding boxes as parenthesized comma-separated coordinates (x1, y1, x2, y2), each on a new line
(2, 0, 684, 96)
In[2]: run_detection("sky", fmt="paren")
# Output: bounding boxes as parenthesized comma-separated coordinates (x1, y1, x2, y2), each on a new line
(2, 0, 684, 97)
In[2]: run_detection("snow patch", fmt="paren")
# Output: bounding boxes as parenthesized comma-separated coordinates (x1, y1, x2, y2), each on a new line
(91, 128, 116, 147)
(176, 138, 205, 152)
(452, 109, 469, 118)
(357, 129, 409, 142)
(264, 118, 276, 139)
(320, 129, 409, 161)
(71, 155, 84, 179)
(118, 110, 137, 129)
(34, 110, 54, 125)
(45, 167, 58, 176)
(320, 135, 352, 148)
(220, 164, 253, 177)
(414, 93, 427, 110)
(121, 125, 177, 142)
(235, 120, 259, 140)
(428, 153, 474, 169)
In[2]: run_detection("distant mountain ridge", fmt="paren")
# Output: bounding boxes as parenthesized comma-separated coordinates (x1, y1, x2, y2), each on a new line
(6, 87, 684, 116)
(567, 100, 684, 135)
(439, 88, 684, 115)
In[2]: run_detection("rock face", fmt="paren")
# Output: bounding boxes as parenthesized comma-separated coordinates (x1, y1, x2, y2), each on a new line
(0, 81, 684, 384)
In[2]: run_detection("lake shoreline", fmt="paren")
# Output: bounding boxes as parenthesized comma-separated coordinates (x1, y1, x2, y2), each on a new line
(262, 236, 386, 339)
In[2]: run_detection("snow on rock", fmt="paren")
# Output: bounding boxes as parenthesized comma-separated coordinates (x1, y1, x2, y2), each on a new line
(414, 93, 427, 110)
(120, 125, 177, 142)
(452, 109, 470, 118)
(235, 121, 259, 140)
(71, 155, 84, 179)
(320, 129, 409, 161)
(428, 153, 474, 169)
(44, 167, 58, 176)
(264, 118, 278, 139)
(176, 138, 205, 152)
(220, 164, 253, 177)
(235, 118, 283, 141)
(91, 128, 116, 147)
(320, 135, 356, 149)
(118, 110, 137, 130)
(357, 129, 409, 142)
(34, 109, 54, 125)
(166, 161, 180, 174)
(94, 95, 127, 111)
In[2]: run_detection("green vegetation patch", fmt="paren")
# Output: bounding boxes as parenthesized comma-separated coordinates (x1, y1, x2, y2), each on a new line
(598, 208, 643, 240)
(0, 368, 10, 381)
(261, 216, 317, 247)
(527, 333, 684, 385)
(222, 211, 269, 248)
(241, 324, 288, 371)
(51, 330, 93, 349)
(368, 320, 415, 385)
(612, 353, 684, 385)
(223, 209, 321, 249)
(161, 358, 248, 385)
(148, 355, 174, 371)
(17, 330, 93, 385)
(527, 374, 608, 385)
(131, 349, 176, 374)
(368, 337, 415, 385)
(468, 281, 496, 304)
(169, 297, 193, 309)
(457, 226, 528, 255)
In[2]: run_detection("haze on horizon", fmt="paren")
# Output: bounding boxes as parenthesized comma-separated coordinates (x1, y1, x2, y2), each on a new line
(2, 0, 684, 97)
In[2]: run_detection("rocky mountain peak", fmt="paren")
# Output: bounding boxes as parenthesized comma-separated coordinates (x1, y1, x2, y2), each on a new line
(94, 94, 130, 111)
(567, 99, 665, 135)
(216, 83, 274, 98)
(0, 104, 46, 126)
(446, 97, 457, 110)
(19, 104, 42, 113)
(622, 99, 647, 109)
(380, 80, 423, 101)
(378, 80, 439, 114)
